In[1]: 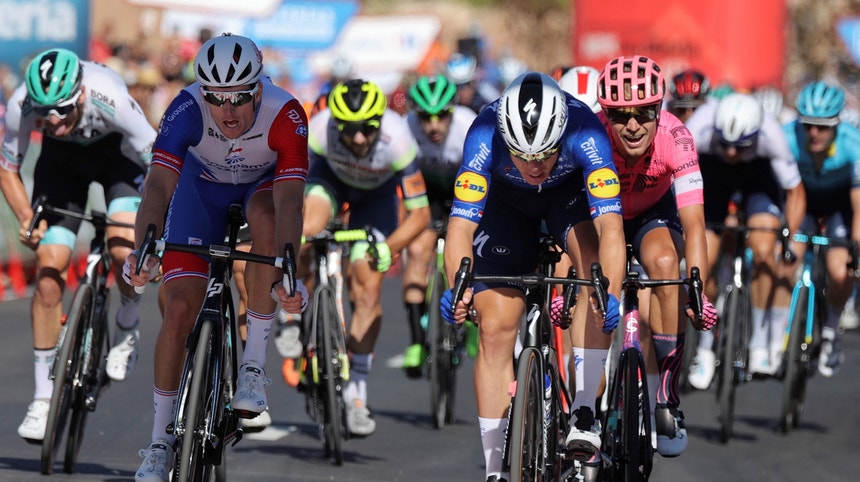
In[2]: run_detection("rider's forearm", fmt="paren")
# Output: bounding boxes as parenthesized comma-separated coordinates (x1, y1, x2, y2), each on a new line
(0, 168, 31, 225)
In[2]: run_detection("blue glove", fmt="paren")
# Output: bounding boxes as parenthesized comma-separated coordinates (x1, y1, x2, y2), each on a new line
(440, 288, 458, 324)
(602, 293, 621, 333)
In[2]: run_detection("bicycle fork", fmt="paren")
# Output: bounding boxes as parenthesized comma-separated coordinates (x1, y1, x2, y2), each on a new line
(784, 266, 815, 352)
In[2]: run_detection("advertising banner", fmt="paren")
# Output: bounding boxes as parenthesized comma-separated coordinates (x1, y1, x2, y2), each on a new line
(0, 0, 89, 72)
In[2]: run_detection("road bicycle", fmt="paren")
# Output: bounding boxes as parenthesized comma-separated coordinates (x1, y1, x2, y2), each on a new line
(600, 245, 703, 482)
(298, 222, 375, 465)
(135, 205, 298, 482)
(709, 223, 788, 443)
(26, 195, 134, 475)
(450, 236, 608, 481)
(780, 231, 858, 432)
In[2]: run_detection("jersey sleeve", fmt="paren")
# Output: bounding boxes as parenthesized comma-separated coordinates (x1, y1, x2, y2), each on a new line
(268, 99, 309, 183)
(111, 87, 157, 165)
(759, 114, 801, 190)
(449, 109, 496, 223)
(150, 90, 204, 175)
(0, 84, 35, 173)
(668, 122, 704, 209)
(576, 114, 623, 219)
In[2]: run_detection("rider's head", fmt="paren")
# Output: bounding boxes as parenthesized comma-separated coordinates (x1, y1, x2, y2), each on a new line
(194, 33, 263, 89)
(409, 74, 458, 142)
(558, 65, 601, 113)
(25, 48, 84, 135)
(796, 81, 845, 153)
(497, 72, 568, 165)
(597, 55, 665, 160)
(328, 79, 387, 156)
(714, 93, 763, 160)
(669, 68, 709, 122)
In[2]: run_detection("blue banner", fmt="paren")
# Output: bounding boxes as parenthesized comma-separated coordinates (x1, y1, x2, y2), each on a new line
(0, 0, 90, 74)
(245, 0, 358, 51)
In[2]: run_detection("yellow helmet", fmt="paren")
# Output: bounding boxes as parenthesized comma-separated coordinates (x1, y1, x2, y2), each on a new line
(328, 79, 387, 123)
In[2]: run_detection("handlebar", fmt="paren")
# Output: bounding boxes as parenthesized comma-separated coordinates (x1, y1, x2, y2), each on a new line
(26, 194, 134, 240)
(791, 233, 860, 279)
(622, 267, 704, 324)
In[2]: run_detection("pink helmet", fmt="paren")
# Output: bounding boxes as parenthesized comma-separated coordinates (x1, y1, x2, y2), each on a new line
(597, 56, 665, 108)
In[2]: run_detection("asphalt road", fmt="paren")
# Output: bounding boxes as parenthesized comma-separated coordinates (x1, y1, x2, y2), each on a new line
(1, 275, 858, 481)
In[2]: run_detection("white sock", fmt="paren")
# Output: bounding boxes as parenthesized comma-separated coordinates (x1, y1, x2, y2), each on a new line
(33, 348, 56, 400)
(241, 309, 275, 366)
(749, 307, 768, 349)
(116, 291, 141, 330)
(571, 348, 608, 412)
(698, 329, 714, 351)
(647, 372, 659, 413)
(768, 306, 789, 354)
(152, 386, 178, 445)
(479, 417, 509, 480)
(345, 353, 373, 403)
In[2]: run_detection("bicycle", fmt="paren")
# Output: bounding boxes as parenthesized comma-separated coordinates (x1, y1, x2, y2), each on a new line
(780, 231, 858, 433)
(297, 222, 376, 465)
(26, 195, 135, 475)
(600, 245, 703, 482)
(135, 205, 298, 482)
(709, 223, 789, 443)
(450, 236, 608, 481)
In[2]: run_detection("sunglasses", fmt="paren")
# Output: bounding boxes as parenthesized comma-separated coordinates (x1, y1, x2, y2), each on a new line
(801, 122, 835, 131)
(200, 84, 259, 107)
(32, 89, 82, 119)
(605, 104, 660, 125)
(717, 137, 756, 150)
(509, 145, 559, 163)
(417, 108, 453, 122)
(337, 119, 381, 137)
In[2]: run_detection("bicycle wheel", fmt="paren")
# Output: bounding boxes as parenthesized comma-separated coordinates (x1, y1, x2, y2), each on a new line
(508, 347, 545, 481)
(427, 268, 457, 429)
(781, 285, 809, 433)
(63, 295, 109, 474)
(716, 285, 745, 443)
(317, 286, 347, 465)
(622, 348, 650, 481)
(41, 285, 92, 475)
(176, 318, 217, 482)
(679, 320, 699, 393)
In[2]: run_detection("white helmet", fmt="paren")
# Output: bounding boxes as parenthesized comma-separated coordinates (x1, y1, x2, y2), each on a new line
(446, 52, 478, 85)
(714, 93, 763, 145)
(194, 33, 263, 88)
(497, 72, 568, 157)
(753, 86, 784, 119)
(558, 65, 601, 113)
(497, 55, 528, 89)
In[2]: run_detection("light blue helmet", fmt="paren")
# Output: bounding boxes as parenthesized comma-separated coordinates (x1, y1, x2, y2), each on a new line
(796, 81, 845, 126)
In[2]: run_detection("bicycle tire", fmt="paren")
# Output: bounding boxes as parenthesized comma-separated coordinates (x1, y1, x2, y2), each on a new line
(717, 285, 744, 444)
(622, 348, 649, 482)
(64, 294, 109, 474)
(427, 268, 456, 429)
(176, 319, 217, 482)
(679, 320, 699, 393)
(318, 286, 346, 465)
(41, 285, 92, 475)
(781, 285, 809, 432)
(508, 347, 545, 481)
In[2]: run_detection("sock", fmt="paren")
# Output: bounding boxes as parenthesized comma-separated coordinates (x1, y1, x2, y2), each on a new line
(826, 303, 843, 332)
(33, 348, 56, 400)
(571, 347, 607, 413)
(479, 417, 509, 481)
(768, 306, 789, 354)
(242, 309, 275, 366)
(345, 353, 373, 403)
(152, 386, 178, 445)
(647, 372, 659, 416)
(405, 302, 425, 345)
(652, 332, 684, 406)
(749, 307, 767, 349)
(116, 291, 142, 330)
(698, 328, 714, 351)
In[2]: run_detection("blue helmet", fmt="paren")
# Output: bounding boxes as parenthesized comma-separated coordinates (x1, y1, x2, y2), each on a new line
(796, 81, 845, 126)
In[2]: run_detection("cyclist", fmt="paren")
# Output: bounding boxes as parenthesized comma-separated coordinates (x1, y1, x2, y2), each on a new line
(558, 65, 602, 114)
(754, 85, 797, 125)
(121, 34, 309, 481)
(685, 93, 806, 383)
(782, 81, 860, 376)
(445, 52, 497, 115)
(441, 72, 625, 482)
(302, 78, 430, 436)
(399, 74, 477, 378)
(595, 55, 717, 457)
(666, 68, 712, 124)
(0, 48, 155, 442)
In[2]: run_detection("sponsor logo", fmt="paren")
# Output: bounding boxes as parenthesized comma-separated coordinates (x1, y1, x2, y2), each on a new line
(166, 99, 194, 122)
(297, 124, 308, 137)
(492, 246, 510, 255)
(589, 203, 622, 217)
(287, 109, 303, 123)
(586, 168, 620, 198)
(580, 137, 603, 165)
(473, 230, 490, 258)
(454, 171, 488, 203)
(450, 206, 481, 218)
(467, 143, 491, 171)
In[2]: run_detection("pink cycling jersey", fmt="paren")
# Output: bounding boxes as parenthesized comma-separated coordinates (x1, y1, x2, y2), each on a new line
(600, 110, 704, 219)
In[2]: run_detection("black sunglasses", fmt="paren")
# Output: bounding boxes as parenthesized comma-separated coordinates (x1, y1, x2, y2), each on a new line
(417, 108, 453, 122)
(200, 85, 258, 107)
(32, 89, 82, 119)
(338, 119, 381, 137)
(605, 104, 660, 125)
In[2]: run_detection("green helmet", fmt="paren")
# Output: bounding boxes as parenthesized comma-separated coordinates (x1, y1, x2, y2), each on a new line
(409, 75, 458, 115)
(25, 48, 83, 106)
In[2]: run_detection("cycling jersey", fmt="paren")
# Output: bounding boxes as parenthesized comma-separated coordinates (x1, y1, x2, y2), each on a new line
(783, 120, 860, 216)
(1, 61, 154, 173)
(685, 101, 802, 191)
(601, 110, 703, 220)
(151, 77, 308, 186)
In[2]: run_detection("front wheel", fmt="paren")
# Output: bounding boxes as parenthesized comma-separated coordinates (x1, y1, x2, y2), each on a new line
(317, 286, 346, 465)
(41, 285, 93, 475)
(427, 268, 457, 429)
(781, 285, 809, 432)
(508, 347, 545, 481)
(717, 286, 746, 444)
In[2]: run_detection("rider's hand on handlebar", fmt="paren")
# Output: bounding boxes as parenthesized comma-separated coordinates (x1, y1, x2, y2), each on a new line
(688, 293, 718, 331)
(550, 295, 572, 328)
(122, 250, 161, 294)
(592, 293, 620, 333)
(270, 279, 309, 314)
(19, 218, 47, 250)
(372, 241, 392, 273)
(441, 287, 472, 325)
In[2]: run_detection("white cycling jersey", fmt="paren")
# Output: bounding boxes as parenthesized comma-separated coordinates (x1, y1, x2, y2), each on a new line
(405, 105, 476, 191)
(685, 100, 801, 190)
(0, 61, 155, 173)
